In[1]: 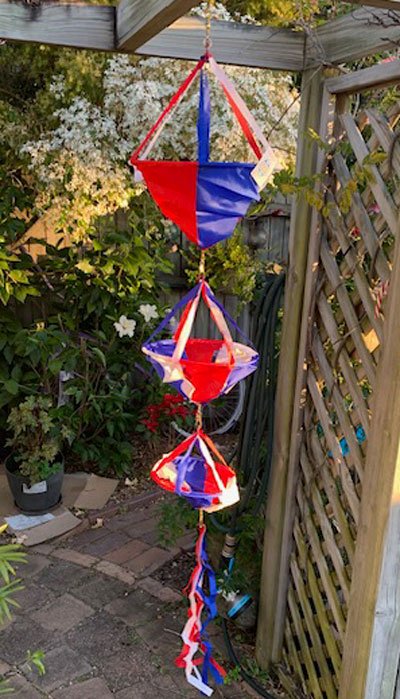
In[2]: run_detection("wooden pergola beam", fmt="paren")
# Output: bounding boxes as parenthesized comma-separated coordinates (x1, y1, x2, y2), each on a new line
(314, 6, 400, 64)
(0, 3, 306, 71)
(353, 0, 400, 10)
(116, 0, 199, 51)
(135, 16, 305, 70)
(0, 1, 115, 52)
(2, 1, 400, 71)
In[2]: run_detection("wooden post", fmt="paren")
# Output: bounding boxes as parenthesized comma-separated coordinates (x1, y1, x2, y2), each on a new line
(339, 212, 400, 699)
(255, 67, 324, 668)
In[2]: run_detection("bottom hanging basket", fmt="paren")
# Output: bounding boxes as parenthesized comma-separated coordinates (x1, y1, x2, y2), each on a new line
(151, 429, 239, 513)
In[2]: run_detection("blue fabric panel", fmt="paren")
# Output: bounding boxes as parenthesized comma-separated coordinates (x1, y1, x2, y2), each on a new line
(196, 162, 260, 248)
(198, 71, 211, 164)
(175, 454, 207, 495)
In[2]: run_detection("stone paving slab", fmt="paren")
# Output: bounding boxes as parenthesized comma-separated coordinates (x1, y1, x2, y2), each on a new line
(0, 617, 51, 664)
(105, 588, 160, 628)
(95, 560, 136, 585)
(19, 553, 52, 579)
(4, 673, 44, 698)
(80, 530, 131, 557)
(104, 538, 149, 564)
(125, 546, 174, 575)
(72, 573, 128, 609)
(52, 677, 113, 698)
(14, 581, 55, 613)
(31, 593, 94, 632)
(98, 646, 161, 693)
(65, 611, 133, 664)
(52, 548, 99, 568)
(34, 559, 93, 593)
(138, 575, 182, 603)
(67, 525, 110, 549)
(21, 644, 92, 693)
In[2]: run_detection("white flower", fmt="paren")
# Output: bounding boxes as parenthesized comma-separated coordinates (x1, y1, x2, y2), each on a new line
(139, 304, 158, 323)
(114, 315, 136, 338)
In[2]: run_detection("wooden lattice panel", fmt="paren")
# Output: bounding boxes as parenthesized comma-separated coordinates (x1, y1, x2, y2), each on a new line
(281, 82, 400, 698)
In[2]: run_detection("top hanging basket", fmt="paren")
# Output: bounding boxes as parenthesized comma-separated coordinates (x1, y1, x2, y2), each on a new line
(129, 55, 277, 249)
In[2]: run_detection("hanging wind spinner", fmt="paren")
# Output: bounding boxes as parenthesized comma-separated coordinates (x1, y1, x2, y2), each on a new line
(131, 6, 276, 693)
(130, 47, 276, 248)
(142, 279, 259, 404)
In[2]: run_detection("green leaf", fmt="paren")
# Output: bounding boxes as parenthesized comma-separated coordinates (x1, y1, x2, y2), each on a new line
(91, 347, 106, 368)
(48, 359, 63, 375)
(4, 379, 18, 395)
(75, 260, 95, 274)
(8, 270, 29, 284)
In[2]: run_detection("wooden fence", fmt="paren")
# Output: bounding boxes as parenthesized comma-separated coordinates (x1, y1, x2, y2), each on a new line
(257, 61, 400, 699)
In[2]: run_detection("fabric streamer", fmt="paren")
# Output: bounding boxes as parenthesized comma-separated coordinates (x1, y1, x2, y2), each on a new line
(176, 522, 226, 696)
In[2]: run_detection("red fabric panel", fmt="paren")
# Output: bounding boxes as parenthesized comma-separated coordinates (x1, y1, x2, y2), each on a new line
(203, 460, 232, 495)
(184, 339, 226, 363)
(180, 360, 230, 403)
(134, 161, 198, 245)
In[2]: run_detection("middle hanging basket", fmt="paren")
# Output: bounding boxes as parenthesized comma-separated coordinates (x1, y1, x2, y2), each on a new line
(142, 280, 259, 404)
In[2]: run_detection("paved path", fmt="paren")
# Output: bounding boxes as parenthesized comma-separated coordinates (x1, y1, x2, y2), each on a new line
(0, 494, 247, 698)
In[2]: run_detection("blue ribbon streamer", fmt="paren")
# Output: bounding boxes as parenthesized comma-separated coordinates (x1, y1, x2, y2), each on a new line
(198, 70, 211, 164)
(195, 530, 224, 692)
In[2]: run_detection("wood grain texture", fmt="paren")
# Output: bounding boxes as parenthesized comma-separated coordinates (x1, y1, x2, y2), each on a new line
(255, 69, 324, 669)
(117, 0, 198, 51)
(314, 8, 400, 65)
(338, 213, 400, 699)
(355, 0, 400, 11)
(364, 483, 400, 698)
(135, 16, 306, 70)
(0, 1, 115, 51)
(0, 3, 306, 70)
(326, 59, 400, 94)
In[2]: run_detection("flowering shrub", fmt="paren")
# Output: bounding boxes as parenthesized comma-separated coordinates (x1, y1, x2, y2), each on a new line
(0, 223, 170, 477)
(139, 393, 192, 441)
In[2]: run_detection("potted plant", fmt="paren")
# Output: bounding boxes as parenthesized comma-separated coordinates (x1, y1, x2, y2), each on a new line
(5, 396, 68, 514)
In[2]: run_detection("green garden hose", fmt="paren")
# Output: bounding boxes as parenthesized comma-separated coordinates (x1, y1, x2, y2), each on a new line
(210, 272, 285, 533)
(213, 273, 285, 699)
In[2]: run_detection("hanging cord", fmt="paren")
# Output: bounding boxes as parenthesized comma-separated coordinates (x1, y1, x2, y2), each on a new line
(195, 403, 203, 431)
(198, 249, 206, 279)
(204, 0, 214, 56)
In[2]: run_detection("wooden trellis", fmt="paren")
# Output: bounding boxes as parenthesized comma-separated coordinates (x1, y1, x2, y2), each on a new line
(258, 61, 400, 699)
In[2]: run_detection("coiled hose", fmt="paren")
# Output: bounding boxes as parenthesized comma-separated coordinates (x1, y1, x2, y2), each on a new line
(212, 272, 286, 698)
(211, 272, 285, 532)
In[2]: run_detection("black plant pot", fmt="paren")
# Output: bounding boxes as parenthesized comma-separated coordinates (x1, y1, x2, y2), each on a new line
(5, 454, 64, 515)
